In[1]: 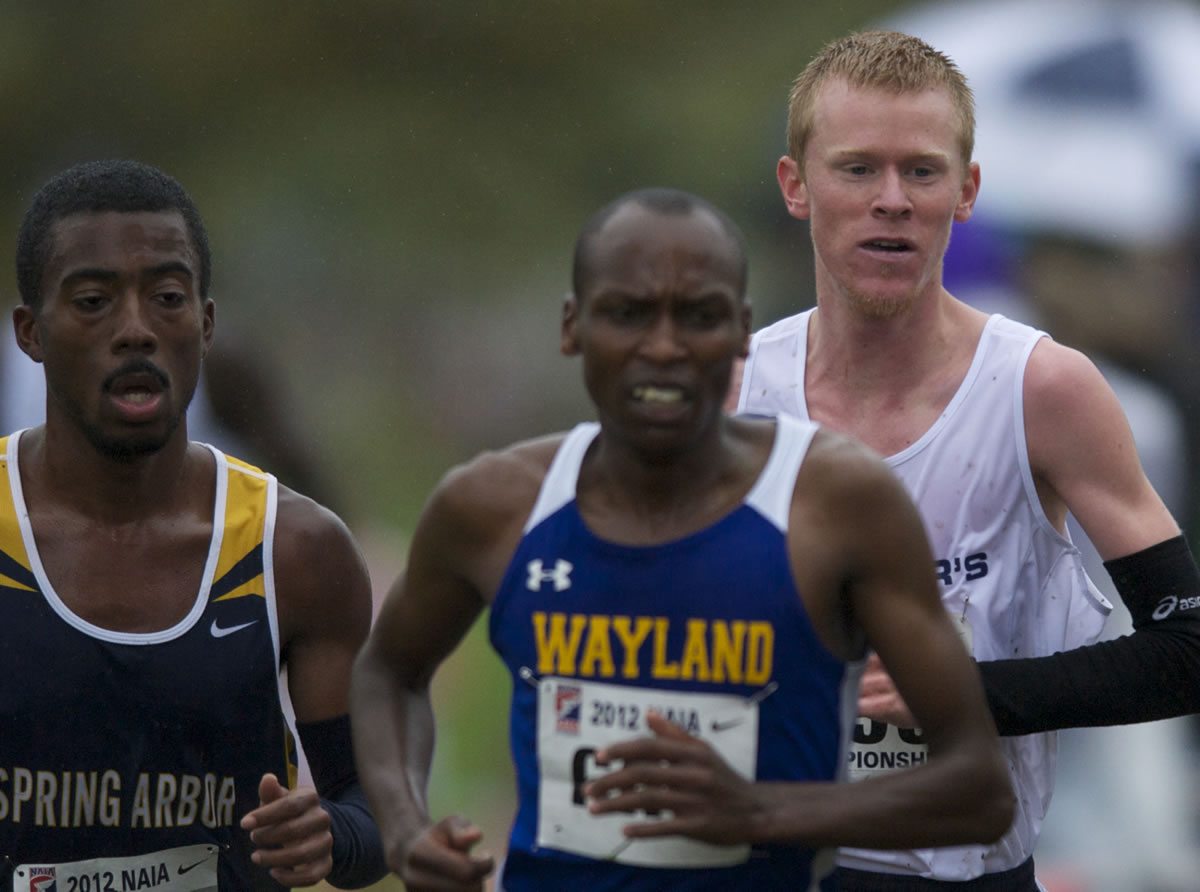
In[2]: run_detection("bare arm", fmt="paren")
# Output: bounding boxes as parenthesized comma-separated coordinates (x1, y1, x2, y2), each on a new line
(351, 445, 551, 889)
(1025, 339, 1179, 556)
(586, 432, 1013, 850)
(860, 341, 1200, 733)
(787, 434, 1012, 848)
(350, 510, 492, 888)
(242, 489, 381, 887)
(972, 340, 1200, 732)
(276, 489, 376, 725)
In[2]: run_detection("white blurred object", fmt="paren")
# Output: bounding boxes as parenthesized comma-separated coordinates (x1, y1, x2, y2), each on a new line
(885, 0, 1200, 246)
(882, 3, 1200, 890)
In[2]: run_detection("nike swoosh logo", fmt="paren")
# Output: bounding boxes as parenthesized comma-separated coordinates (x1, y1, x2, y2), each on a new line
(710, 717, 745, 732)
(178, 857, 209, 875)
(210, 619, 258, 638)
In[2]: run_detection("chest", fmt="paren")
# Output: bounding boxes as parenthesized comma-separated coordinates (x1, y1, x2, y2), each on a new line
(30, 524, 211, 633)
(0, 574, 277, 727)
(491, 505, 809, 689)
(807, 388, 947, 458)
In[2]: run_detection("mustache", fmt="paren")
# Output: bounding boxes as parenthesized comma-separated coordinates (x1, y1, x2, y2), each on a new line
(102, 359, 170, 392)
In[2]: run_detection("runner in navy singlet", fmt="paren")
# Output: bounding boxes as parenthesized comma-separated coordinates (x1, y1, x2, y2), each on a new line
(1, 160, 385, 890)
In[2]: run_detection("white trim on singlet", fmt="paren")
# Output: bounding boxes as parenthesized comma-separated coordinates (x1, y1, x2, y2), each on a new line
(7, 430, 224, 645)
(523, 423, 598, 534)
(523, 417, 820, 537)
(261, 469, 282, 670)
(745, 413, 818, 532)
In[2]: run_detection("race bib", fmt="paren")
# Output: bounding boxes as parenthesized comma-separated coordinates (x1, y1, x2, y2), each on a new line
(536, 677, 758, 867)
(848, 612, 974, 782)
(12, 844, 219, 892)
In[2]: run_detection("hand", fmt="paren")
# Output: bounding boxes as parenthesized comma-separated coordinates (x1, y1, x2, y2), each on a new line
(396, 814, 494, 892)
(582, 711, 761, 846)
(858, 652, 917, 727)
(241, 773, 333, 888)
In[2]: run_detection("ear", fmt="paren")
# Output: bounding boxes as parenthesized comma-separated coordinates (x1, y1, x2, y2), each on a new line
(777, 155, 811, 221)
(561, 295, 581, 356)
(954, 161, 981, 224)
(200, 298, 215, 359)
(12, 305, 43, 364)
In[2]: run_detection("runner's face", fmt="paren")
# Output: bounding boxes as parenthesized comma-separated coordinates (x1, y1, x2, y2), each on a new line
(25, 210, 214, 459)
(563, 204, 749, 456)
(779, 79, 978, 317)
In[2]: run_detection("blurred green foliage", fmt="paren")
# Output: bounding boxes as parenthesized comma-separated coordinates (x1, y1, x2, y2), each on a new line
(0, 0, 906, 528)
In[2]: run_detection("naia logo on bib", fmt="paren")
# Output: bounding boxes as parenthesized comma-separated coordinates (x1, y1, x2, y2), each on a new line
(554, 683, 582, 734)
(27, 868, 55, 892)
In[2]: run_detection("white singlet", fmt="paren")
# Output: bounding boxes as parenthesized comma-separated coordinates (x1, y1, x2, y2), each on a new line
(738, 310, 1110, 881)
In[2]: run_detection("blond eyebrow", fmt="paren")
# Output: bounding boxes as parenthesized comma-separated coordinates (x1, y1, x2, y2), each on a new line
(828, 148, 951, 166)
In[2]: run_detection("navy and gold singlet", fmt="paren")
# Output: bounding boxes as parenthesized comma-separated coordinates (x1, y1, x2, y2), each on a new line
(489, 415, 860, 892)
(0, 431, 296, 891)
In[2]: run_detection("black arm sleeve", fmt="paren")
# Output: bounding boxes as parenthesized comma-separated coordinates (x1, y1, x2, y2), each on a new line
(978, 535, 1200, 736)
(297, 714, 388, 889)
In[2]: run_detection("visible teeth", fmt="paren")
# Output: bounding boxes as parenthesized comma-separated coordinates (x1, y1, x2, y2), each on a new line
(121, 390, 154, 404)
(634, 386, 682, 403)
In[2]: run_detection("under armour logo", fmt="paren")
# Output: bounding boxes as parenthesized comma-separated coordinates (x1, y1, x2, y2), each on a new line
(526, 558, 573, 592)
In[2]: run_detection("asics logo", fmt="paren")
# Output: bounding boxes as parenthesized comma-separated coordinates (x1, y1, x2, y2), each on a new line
(1152, 595, 1200, 620)
(526, 559, 573, 592)
(210, 619, 258, 638)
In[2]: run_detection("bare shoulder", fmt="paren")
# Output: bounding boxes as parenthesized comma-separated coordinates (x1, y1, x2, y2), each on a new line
(800, 426, 900, 505)
(274, 484, 360, 564)
(426, 432, 564, 540)
(787, 425, 932, 660)
(1022, 336, 1131, 470)
(397, 432, 569, 602)
(1021, 329, 1177, 554)
(273, 484, 370, 608)
(794, 425, 925, 545)
(1023, 336, 1113, 415)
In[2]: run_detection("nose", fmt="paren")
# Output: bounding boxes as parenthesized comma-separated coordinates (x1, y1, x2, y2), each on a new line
(638, 312, 687, 363)
(872, 169, 912, 219)
(110, 295, 158, 354)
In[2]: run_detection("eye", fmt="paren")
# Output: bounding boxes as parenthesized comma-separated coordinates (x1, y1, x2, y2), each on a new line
(600, 300, 653, 326)
(676, 300, 731, 330)
(72, 292, 109, 312)
(154, 290, 188, 308)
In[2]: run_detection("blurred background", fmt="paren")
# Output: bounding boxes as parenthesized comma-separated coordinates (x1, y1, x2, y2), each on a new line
(3, 1, 1199, 889)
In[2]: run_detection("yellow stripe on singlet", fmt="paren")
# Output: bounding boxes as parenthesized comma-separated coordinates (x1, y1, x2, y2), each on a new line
(212, 455, 271, 601)
(0, 441, 36, 591)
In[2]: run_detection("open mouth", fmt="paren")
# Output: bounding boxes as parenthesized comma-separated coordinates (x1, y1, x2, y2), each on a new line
(863, 239, 912, 253)
(108, 375, 165, 399)
(116, 388, 158, 404)
(104, 366, 169, 421)
(632, 385, 684, 404)
(104, 361, 169, 396)
(117, 391, 156, 405)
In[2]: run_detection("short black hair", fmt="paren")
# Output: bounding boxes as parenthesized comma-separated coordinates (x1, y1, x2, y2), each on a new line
(572, 187, 748, 298)
(16, 159, 211, 307)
